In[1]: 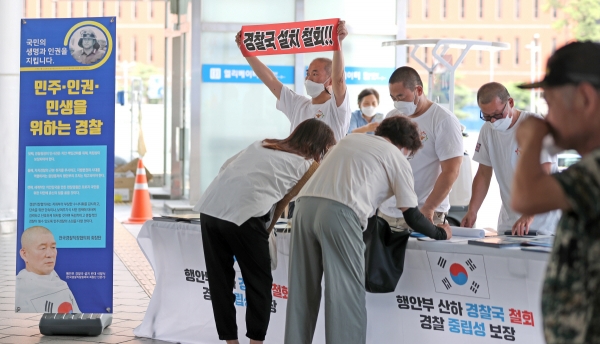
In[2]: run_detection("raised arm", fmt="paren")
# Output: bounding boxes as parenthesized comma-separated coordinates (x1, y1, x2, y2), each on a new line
(235, 31, 283, 99)
(332, 20, 348, 107)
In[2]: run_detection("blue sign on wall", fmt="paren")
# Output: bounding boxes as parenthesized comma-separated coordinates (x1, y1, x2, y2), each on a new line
(17, 17, 116, 314)
(202, 64, 394, 86)
(344, 67, 395, 85)
(202, 64, 295, 84)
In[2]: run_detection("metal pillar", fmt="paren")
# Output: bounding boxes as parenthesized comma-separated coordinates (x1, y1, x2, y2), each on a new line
(189, 0, 202, 204)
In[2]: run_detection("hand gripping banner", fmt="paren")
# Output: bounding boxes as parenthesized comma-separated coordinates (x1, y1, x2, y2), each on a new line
(240, 18, 340, 57)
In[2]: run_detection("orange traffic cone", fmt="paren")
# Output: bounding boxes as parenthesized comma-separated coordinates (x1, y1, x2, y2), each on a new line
(124, 159, 153, 224)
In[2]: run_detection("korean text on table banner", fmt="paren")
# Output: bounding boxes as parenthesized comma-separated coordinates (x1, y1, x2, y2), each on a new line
(240, 18, 340, 57)
(16, 17, 116, 314)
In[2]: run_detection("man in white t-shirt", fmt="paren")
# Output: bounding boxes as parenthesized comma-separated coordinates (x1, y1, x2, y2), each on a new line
(379, 67, 464, 227)
(461, 82, 560, 235)
(285, 116, 451, 344)
(16, 226, 80, 313)
(235, 21, 351, 142)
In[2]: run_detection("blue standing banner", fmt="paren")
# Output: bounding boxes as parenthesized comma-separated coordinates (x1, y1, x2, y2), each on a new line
(16, 18, 116, 314)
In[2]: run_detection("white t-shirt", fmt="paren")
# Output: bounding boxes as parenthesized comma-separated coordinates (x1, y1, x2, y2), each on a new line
(380, 103, 464, 218)
(276, 85, 351, 142)
(194, 141, 311, 226)
(473, 111, 561, 234)
(298, 134, 418, 229)
(16, 269, 80, 313)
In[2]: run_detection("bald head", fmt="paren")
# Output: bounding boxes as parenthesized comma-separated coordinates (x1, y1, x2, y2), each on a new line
(310, 57, 332, 77)
(20, 226, 57, 275)
(477, 82, 510, 105)
(21, 226, 54, 249)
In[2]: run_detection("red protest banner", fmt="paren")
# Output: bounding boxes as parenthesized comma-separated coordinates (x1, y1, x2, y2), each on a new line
(240, 18, 340, 57)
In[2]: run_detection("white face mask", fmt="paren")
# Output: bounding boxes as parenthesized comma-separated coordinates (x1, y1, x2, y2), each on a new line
(393, 91, 420, 115)
(361, 106, 377, 117)
(305, 78, 328, 98)
(490, 115, 512, 131)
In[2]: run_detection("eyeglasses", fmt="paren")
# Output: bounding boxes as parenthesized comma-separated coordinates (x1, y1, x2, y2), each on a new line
(480, 102, 508, 122)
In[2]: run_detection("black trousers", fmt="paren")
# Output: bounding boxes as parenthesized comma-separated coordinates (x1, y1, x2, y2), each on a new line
(200, 213, 273, 341)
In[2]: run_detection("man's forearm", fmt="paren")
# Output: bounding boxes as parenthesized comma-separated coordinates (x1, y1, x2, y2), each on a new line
(423, 170, 460, 211)
(468, 170, 492, 214)
(245, 56, 282, 98)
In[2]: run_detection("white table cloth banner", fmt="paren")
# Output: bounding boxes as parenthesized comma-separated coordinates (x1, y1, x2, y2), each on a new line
(134, 220, 548, 344)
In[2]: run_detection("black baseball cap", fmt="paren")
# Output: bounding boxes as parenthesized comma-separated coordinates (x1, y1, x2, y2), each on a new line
(518, 41, 600, 89)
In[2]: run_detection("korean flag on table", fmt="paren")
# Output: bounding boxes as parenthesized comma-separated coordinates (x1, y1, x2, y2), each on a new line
(427, 252, 490, 299)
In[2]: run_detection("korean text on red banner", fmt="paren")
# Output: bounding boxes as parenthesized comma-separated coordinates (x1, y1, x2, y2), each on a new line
(240, 18, 340, 57)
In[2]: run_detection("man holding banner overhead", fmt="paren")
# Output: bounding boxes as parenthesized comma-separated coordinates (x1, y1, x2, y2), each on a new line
(236, 19, 351, 142)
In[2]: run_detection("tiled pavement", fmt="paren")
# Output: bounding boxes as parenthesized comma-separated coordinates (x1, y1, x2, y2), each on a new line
(0, 226, 168, 344)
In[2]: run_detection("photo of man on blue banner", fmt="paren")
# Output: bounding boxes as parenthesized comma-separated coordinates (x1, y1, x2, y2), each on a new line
(16, 17, 116, 314)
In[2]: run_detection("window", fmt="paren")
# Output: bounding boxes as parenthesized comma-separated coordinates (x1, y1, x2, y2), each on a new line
(148, 36, 153, 63)
(117, 36, 121, 61)
(496, 0, 502, 18)
(497, 38, 502, 64)
(534, 0, 539, 18)
(515, 0, 520, 18)
(552, 38, 557, 54)
(478, 37, 483, 65)
(117, 1, 121, 18)
(132, 1, 137, 19)
(441, 0, 447, 18)
(83, 0, 88, 17)
(37, 0, 42, 17)
(423, 0, 429, 18)
(514, 37, 519, 64)
(479, 0, 483, 18)
(148, 1, 154, 19)
(101, 1, 105, 17)
(424, 47, 429, 64)
(406, 46, 410, 64)
(552, 6, 557, 18)
(460, 0, 465, 18)
(52, 1, 58, 17)
(68, 0, 73, 17)
(132, 36, 137, 61)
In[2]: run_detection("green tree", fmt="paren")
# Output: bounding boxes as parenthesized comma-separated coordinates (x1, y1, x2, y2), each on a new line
(505, 82, 531, 110)
(546, 0, 600, 41)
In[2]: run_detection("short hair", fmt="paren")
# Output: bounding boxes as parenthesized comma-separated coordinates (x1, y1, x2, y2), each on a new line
(357, 88, 380, 106)
(389, 66, 423, 90)
(21, 226, 54, 248)
(375, 116, 423, 153)
(310, 57, 333, 76)
(477, 82, 510, 104)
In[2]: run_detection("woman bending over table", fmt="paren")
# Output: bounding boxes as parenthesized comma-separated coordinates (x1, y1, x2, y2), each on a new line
(194, 118, 335, 344)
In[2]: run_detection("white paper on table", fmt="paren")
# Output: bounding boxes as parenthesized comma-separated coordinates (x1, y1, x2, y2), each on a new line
(443, 236, 473, 243)
(449, 226, 486, 238)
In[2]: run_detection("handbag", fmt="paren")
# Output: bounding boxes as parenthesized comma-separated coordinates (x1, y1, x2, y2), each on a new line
(266, 161, 320, 270)
(363, 214, 410, 293)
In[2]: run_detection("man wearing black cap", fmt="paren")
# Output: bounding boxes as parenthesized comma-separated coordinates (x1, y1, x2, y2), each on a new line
(511, 41, 600, 343)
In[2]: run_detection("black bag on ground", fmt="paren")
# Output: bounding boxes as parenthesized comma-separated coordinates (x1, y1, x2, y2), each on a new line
(363, 215, 410, 293)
